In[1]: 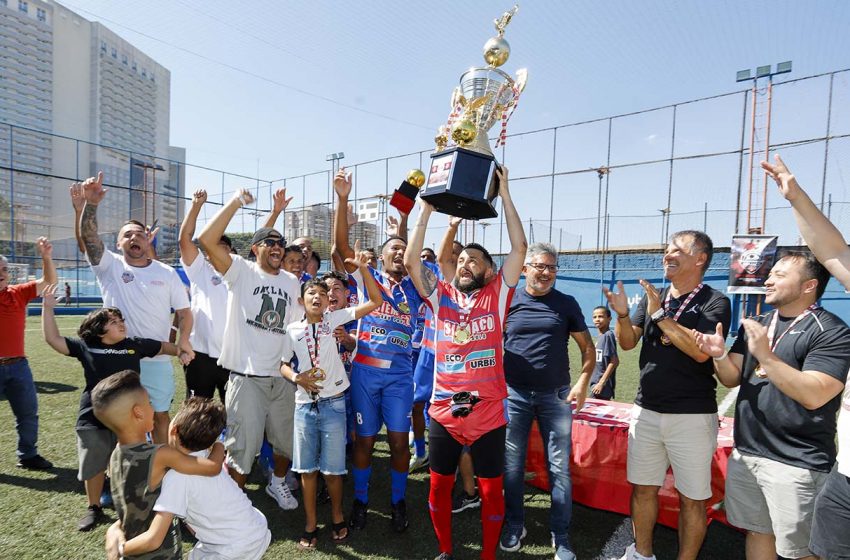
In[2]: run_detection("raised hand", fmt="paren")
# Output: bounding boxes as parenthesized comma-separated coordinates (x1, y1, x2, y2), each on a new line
(601, 280, 629, 318)
(272, 188, 293, 213)
(346, 203, 358, 228)
(145, 225, 160, 245)
(192, 189, 207, 206)
(495, 165, 510, 198)
(333, 167, 352, 198)
(385, 215, 400, 237)
(761, 154, 801, 202)
(345, 239, 368, 269)
(449, 216, 463, 228)
(741, 318, 771, 362)
(41, 284, 58, 309)
(234, 188, 255, 206)
(69, 183, 85, 212)
(638, 279, 662, 315)
(36, 236, 53, 258)
(82, 171, 107, 205)
(693, 322, 727, 358)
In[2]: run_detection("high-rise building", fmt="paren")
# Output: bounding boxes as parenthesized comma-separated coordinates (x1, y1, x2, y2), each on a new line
(0, 0, 185, 260)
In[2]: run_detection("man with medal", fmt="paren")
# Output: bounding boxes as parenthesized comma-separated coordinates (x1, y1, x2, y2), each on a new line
(332, 168, 424, 533)
(405, 166, 527, 560)
(694, 248, 850, 560)
(603, 230, 731, 560)
(749, 154, 850, 560)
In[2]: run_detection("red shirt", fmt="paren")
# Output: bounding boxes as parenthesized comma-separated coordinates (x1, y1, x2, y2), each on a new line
(0, 281, 37, 358)
(426, 272, 515, 445)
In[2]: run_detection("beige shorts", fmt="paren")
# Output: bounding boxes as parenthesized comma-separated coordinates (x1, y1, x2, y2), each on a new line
(224, 373, 295, 475)
(725, 450, 827, 559)
(626, 405, 718, 500)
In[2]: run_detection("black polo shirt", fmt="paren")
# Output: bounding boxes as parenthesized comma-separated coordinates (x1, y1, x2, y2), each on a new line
(730, 308, 850, 472)
(632, 284, 731, 414)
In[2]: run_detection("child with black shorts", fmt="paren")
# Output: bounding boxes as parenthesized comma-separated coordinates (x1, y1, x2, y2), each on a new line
(41, 285, 191, 531)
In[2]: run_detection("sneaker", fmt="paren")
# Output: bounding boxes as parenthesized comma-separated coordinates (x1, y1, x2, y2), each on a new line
(349, 499, 368, 531)
(266, 477, 298, 510)
(16, 454, 52, 470)
(620, 543, 656, 560)
(451, 491, 481, 513)
(554, 543, 577, 560)
(391, 499, 409, 533)
(78, 505, 104, 532)
(100, 486, 113, 509)
(499, 526, 527, 552)
(409, 452, 430, 473)
(285, 470, 300, 492)
(434, 553, 454, 560)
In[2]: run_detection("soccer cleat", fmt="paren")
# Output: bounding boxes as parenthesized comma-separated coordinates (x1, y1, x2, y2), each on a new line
(391, 499, 409, 533)
(451, 491, 481, 513)
(408, 452, 430, 473)
(349, 499, 368, 530)
(266, 477, 298, 510)
(499, 526, 527, 552)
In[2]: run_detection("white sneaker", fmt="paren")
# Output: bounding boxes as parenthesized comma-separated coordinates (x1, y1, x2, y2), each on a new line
(285, 470, 300, 492)
(409, 453, 430, 473)
(619, 543, 656, 560)
(266, 477, 298, 510)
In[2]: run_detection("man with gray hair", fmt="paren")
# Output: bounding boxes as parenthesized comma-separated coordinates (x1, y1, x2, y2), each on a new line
(501, 242, 595, 560)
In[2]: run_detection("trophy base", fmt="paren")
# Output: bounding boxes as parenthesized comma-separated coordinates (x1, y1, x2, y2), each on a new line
(421, 147, 498, 220)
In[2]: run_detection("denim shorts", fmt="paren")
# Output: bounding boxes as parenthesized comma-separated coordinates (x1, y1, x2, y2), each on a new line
(292, 394, 348, 475)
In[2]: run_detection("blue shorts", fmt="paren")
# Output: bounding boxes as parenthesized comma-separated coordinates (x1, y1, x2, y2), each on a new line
(413, 349, 435, 404)
(140, 360, 175, 412)
(292, 395, 348, 475)
(350, 363, 413, 437)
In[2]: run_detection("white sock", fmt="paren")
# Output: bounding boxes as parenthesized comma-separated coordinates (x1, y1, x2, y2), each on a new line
(271, 474, 284, 486)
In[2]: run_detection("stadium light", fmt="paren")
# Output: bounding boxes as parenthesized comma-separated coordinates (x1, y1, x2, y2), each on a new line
(736, 61, 793, 83)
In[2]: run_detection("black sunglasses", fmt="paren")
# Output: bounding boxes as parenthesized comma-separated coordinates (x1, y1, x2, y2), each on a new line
(259, 238, 285, 248)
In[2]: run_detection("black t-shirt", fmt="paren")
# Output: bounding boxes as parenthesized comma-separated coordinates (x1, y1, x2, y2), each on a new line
(633, 285, 731, 414)
(504, 288, 587, 391)
(66, 337, 162, 430)
(730, 308, 850, 472)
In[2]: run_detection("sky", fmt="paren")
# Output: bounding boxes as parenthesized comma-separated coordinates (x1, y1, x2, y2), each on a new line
(56, 0, 850, 249)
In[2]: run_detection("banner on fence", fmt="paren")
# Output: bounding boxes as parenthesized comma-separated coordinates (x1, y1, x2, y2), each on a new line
(727, 234, 778, 294)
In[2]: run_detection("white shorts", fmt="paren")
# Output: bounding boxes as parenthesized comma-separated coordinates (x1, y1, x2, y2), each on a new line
(187, 529, 271, 560)
(627, 405, 718, 500)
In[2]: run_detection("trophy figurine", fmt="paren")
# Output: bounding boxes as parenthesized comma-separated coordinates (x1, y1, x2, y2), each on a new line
(420, 5, 528, 220)
(390, 169, 426, 215)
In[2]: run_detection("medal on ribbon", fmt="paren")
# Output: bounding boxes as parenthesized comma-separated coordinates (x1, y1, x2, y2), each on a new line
(660, 334, 672, 346)
(659, 284, 704, 347)
(398, 301, 410, 315)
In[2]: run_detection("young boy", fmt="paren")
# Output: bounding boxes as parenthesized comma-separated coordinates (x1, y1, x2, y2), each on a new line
(40, 284, 190, 531)
(589, 305, 619, 400)
(115, 398, 271, 560)
(92, 370, 225, 560)
(280, 254, 381, 548)
(322, 270, 359, 443)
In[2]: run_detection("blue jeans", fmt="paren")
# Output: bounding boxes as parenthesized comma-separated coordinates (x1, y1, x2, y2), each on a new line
(0, 359, 39, 459)
(292, 395, 348, 475)
(504, 385, 573, 543)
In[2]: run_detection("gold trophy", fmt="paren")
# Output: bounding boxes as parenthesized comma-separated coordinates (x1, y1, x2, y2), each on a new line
(421, 5, 528, 220)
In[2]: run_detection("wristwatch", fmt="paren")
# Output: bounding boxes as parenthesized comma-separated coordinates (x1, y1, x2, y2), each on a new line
(650, 308, 667, 323)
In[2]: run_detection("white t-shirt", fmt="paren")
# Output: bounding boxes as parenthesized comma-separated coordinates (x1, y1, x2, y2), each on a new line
(837, 381, 850, 476)
(180, 255, 229, 358)
(218, 256, 303, 376)
(154, 451, 268, 550)
(286, 307, 357, 404)
(90, 250, 190, 363)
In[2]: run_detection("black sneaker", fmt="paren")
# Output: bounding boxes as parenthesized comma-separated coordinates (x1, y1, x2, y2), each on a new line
(349, 499, 368, 531)
(16, 454, 53, 470)
(451, 491, 481, 513)
(78, 505, 104, 532)
(391, 499, 409, 533)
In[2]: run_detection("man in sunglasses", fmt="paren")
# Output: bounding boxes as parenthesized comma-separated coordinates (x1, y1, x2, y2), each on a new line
(405, 166, 526, 560)
(198, 189, 303, 513)
(501, 242, 595, 559)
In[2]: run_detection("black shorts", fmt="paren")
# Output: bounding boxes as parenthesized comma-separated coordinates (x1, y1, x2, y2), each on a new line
(428, 419, 505, 479)
(810, 468, 850, 560)
(184, 351, 230, 401)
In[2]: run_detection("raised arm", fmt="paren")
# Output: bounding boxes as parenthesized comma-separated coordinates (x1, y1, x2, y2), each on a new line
(121, 512, 174, 557)
(198, 189, 253, 275)
(385, 212, 409, 242)
(437, 216, 462, 283)
(179, 189, 207, 266)
(763, 154, 850, 289)
(497, 167, 527, 286)
(404, 199, 438, 299)
(333, 168, 357, 272)
(263, 188, 293, 229)
(41, 284, 70, 355)
(35, 237, 56, 294)
(80, 171, 106, 265)
(69, 182, 86, 253)
(346, 248, 382, 319)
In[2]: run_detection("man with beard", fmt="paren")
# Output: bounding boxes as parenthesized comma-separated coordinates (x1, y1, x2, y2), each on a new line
(405, 166, 527, 560)
(603, 230, 731, 560)
(332, 168, 423, 533)
(501, 242, 595, 560)
(695, 251, 850, 560)
(294, 237, 316, 282)
(80, 172, 193, 444)
(198, 188, 303, 512)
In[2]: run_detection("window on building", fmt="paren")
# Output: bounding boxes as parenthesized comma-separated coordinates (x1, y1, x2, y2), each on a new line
(141, 68, 147, 78)
(36, 7, 44, 21)
(122, 54, 127, 65)
(18, 0, 27, 13)
(131, 61, 137, 71)
(1, 0, 8, 8)
(111, 48, 117, 59)
(100, 41, 107, 54)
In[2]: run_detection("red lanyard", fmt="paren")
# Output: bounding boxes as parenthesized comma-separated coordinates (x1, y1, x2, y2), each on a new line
(766, 304, 819, 352)
(663, 283, 704, 323)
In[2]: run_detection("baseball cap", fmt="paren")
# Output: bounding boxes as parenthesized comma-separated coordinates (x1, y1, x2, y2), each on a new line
(251, 227, 283, 245)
